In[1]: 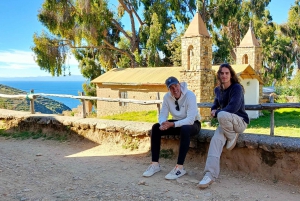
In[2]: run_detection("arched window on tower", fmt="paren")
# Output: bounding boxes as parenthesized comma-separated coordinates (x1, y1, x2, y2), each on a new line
(187, 45, 193, 70)
(242, 54, 248, 64)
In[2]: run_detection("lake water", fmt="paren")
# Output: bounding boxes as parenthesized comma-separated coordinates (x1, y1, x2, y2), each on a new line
(0, 81, 84, 109)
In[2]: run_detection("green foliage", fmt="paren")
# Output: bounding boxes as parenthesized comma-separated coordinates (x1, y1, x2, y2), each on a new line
(280, 0, 300, 70)
(32, 32, 67, 76)
(210, 118, 219, 127)
(0, 130, 68, 141)
(275, 81, 293, 96)
(82, 82, 97, 108)
(33, 0, 195, 74)
(122, 135, 139, 150)
(275, 95, 288, 103)
(116, 36, 132, 68)
(160, 149, 174, 159)
(275, 71, 300, 101)
(246, 108, 300, 137)
(262, 30, 294, 84)
(101, 110, 158, 123)
(33, 0, 298, 84)
(212, 31, 233, 64)
(290, 70, 300, 100)
(73, 48, 106, 80)
(165, 25, 183, 66)
(1, 131, 40, 140)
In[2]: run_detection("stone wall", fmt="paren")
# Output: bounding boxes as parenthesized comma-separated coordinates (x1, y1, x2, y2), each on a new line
(1, 109, 300, 186)
(236, 46, 263, 73)
(180, 69, 215, 120)
(181, 36, 212, 70)
(95, 85, 167, 117)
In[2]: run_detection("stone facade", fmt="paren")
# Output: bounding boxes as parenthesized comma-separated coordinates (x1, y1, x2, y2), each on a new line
(181, 33, 214, 120)
(235, 26, 264, 105)
(180, 70, 214, 120)
(236, 45, 264, 104)
(181, 36, 213, 70)
(236, 46, 263, 73)
(96, 85, 167, 117)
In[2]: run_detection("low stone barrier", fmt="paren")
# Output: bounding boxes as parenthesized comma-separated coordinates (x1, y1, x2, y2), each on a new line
(0, 109, 299, 186)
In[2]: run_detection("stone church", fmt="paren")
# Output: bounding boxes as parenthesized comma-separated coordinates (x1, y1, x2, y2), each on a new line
(91, 12, 263, 120)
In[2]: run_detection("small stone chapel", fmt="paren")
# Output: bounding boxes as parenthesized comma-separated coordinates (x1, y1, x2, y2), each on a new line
(92, 12, 263, 120)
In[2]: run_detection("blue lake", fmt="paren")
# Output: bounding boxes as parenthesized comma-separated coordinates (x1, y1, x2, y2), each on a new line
(0, 81, 85, 109)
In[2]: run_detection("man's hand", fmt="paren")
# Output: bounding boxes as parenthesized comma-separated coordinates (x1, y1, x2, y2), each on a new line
(211, 109, 217, 117)
(159, 121, 175, 130)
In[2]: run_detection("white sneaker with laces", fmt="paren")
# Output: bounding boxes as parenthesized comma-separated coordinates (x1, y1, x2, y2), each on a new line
(198, 175, 214, 189)
(143, 164, 161, 177)
(226, 133, 239, 150)
(164, 166, 186, 180)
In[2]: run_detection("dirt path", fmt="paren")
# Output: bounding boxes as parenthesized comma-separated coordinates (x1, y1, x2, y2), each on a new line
(0, 137, 299, 201)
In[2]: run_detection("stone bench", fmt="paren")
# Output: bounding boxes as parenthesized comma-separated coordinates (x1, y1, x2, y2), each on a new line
(0, 108, 299, 186)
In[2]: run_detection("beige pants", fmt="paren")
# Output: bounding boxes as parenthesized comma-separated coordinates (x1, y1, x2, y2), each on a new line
(203, 111, 248, 179)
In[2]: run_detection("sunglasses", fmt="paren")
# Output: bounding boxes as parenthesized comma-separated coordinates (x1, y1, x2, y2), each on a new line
(175, 100, 180, 111)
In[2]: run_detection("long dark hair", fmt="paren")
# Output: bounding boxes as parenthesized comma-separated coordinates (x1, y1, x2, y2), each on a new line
(217, 63, 244, 93)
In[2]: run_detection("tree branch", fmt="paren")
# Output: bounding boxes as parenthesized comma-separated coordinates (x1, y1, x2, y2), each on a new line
(111, 19, 132, 40)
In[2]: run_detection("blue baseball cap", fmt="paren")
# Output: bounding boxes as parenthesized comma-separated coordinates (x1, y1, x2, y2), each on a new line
(165, 76, 179, 89)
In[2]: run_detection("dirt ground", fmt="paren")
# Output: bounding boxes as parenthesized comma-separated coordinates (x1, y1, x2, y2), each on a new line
(0, 137, 300, 201)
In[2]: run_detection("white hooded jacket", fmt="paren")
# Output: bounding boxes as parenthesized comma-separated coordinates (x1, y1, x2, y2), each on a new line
(159, 82, 201, 127)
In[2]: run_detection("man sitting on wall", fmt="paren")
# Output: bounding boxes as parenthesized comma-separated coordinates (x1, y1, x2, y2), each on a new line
(143, 76, 201, 180)
(198, 63, 249, 188)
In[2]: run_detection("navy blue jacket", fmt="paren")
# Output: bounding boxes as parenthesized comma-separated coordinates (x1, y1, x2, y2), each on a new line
(211, 83, 249, 124)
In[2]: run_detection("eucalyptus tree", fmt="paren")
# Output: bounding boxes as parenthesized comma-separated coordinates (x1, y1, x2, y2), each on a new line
(31, 0, 198, 77)
(260, 0, 299, 84)
(209, 0, 273, 63)
(166, 0, 272, 65)
(280, 0, 300, 70)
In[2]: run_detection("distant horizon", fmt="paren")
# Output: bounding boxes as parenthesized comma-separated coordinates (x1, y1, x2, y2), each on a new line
(0, 75, 86, 82)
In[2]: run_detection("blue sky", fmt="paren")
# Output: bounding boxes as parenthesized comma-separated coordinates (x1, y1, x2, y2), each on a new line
(0, 0, 296, 78)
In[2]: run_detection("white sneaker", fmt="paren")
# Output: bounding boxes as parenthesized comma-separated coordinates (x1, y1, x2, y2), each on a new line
(164, 166, 186, 180)
(143, 164, 161, 177)
(226, 133, 239, 150)
(198, 175, 213, 189)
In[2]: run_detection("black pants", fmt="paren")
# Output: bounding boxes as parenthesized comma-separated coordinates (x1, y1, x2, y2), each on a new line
(151, 120, 201, 165)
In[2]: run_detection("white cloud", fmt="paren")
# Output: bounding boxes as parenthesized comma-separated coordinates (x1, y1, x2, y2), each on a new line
(0, 50, 36, 65)
(0, 63, 36, 70)
(0, 49, 80, 75)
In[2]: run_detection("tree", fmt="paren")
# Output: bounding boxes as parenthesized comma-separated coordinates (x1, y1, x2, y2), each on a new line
(210, 0, 272, 63)
(33, 0, 296, 87)
(280, 0, 300, 70)
(166, 0, 272, 65)
(263, 30, 294, 84)
(32, 0, 199, 76)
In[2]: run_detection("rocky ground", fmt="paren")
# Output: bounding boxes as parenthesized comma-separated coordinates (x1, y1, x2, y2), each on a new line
(0, 137, 300, 201)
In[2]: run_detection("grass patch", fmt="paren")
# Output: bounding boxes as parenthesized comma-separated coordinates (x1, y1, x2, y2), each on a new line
(245, 108, 300, 137)
(122, 135, 139, 150)
(160, 149, 174, 159)
(0, 130, 68, 141)
(0, 131, 45, 140)
(100, 108, 300, 137)
(101, 110, 158, 123)
(248, 109, 300, 128)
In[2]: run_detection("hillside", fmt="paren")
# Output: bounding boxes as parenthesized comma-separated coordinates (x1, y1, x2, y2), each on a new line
(0, 84, 71, 114)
